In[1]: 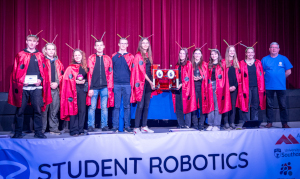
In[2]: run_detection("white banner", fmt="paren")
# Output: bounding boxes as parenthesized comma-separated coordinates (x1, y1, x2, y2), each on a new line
(0, 128, 300, 179)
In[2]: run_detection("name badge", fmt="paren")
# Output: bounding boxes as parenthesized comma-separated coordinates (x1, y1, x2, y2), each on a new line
(25, 75, 37, 84)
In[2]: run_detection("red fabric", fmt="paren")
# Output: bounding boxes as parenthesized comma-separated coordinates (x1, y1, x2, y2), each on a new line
(8, 51, 52, 111)
(60, 64, 80, 121)
(236, 60, 266, 112)
(0, 0, 299, 92)
(198, 61, 213, 114)
(86, 54, 114, 108)
(111, 52, 134, 72)
(172, 61, 197, 114)
(207, 60, 232, 114)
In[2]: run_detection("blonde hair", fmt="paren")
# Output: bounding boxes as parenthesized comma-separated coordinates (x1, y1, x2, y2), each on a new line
(42, 43, 58, 58)
(225, 46, 239, 68)
(26, 35, 39, 41)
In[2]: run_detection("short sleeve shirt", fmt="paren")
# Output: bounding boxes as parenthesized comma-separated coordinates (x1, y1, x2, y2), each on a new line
(261, 54, 293, 90)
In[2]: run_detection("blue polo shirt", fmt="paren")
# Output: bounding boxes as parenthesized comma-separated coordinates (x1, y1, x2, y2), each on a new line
(261, 54, 293, 90)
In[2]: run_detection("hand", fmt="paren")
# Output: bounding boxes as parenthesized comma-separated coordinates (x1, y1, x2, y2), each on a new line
(23, 82, 29, 86)
(199, 75, 203, 80)
(149, 81, 155, 90)
(34, 79, 42, 86)
(194, 76, 199, 81)
(178, 84, 182, 90)
(88, 89, 94, 97)
(50, 82, 58, 89)
(229, 86, 236, 92)
(76, 79, 85, 85)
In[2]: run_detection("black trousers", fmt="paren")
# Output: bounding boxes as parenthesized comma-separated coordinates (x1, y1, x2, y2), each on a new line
(242, 86, 259, 121)
(15, 89, 43, 135)
(135, 82, 152, 128)
(192, 85, 205, 128)
(70, 86, 86, 135)
(175, 89, 191, 127)
(266, 90, 288, 124)
(223, 89, 238, 124)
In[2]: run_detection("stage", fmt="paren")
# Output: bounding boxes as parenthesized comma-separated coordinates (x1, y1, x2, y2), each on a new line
(1, 122, 300, 179)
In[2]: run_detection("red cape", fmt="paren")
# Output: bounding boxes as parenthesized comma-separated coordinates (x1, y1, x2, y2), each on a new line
(172, 61, 197, 114)
(198, 61, 213, 114)
(60, 64, 81, 121)
(207, 60, 232, 114)
(86, 54, 114, 108)
(236, 60, 266, 112)
(130, 52, 159, 103)
(8, 51, 52, 111)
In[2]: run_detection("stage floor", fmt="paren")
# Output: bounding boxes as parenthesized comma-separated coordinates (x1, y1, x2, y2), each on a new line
(1, 121, 300, 139)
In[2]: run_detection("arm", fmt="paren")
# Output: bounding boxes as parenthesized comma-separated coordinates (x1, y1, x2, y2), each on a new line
(285, 69, 291, 78)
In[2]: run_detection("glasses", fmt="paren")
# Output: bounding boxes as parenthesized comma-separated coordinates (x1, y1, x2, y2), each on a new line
(270, 47, 279, 49)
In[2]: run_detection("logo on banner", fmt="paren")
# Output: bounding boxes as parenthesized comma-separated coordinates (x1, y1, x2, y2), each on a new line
(0, 149, 30, 179)
(274, 148, 281, 158)
(280, 162, 293, 176)
(276, 134, 299, 145)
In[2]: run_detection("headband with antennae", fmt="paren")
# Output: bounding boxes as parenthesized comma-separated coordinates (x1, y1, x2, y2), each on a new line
(117, 34, 122, 39)
(42, 38, 49, 43)
(139, 35, 143, 38)
(187, 44, 195, 50)
(117, 34, 130, 39)
(139, 34, 154, 39)
(125, 35, 130, 39)
(52, 34, 58, 43)
(175, 41, 182, 49)
(233, 41, 242, 46)
(146, 34, 154, 39)
(252, 42, 258, 47)
(100, 32, 106, 41)
(29, 29, 32, 35)
(197, 43, 207, 50)
(91, 34, 98, 41)
(78, 40, 80, 49)
(35, 30, 43, 36)
(66, 43, 75, 51)
(223, 39, 230, 47)
(239, 43, 248, 48)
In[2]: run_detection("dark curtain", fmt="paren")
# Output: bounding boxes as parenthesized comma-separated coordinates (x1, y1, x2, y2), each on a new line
(0, 0, 299, 92)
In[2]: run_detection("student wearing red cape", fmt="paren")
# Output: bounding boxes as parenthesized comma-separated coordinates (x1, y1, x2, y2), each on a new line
(206, 48, 231, 131)
(172, 43, 197, 129)
(191, 44, 211, 130)
(8, 30, 52, 138)
(41, 35, 64, 135)
(111, 34, 134, 133)
(60, 42, 88, 136)
(87, 33, 114, 132)
(237, 43, 266, 121)
(131, 35, 156, 134)
(222, 40, 241, 129)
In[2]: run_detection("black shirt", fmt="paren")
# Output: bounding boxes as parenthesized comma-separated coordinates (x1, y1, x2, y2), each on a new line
(24, 49, 43, 86)
(146, 59, 153, 81)
(112, 53, 130, 85)
(77, 65, 87, 88)
(178, 65, 182, 84)
(211, 65, 217, 81)
(228, 66, 238, 88)
(49, 58, 56, 83)
(194, 68, 202, 89)
(91, 54, 107, 90)
(247, 62, 257, 87)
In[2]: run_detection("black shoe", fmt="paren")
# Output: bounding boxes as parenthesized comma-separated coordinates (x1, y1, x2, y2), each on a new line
(193, 126, 199, 130)
(79, 132, 85, 135)
(12, 133, 23, 138)
(111, 128, 119, 133)
(87, 126, 94, 132)
(179, 125, 189, 129)
(124, 127, 133, 133)
(102, 126, 109, 131)
(34, 133, 47, 139)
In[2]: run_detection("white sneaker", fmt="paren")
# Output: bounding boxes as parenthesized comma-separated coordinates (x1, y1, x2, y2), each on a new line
(206, 126, 213, 131)
(141, 126, 154, 133)
(134, 128, 142, 134)
(212, 126, 220, 131)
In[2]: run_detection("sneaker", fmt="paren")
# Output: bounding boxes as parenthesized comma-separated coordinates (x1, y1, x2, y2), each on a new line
(230, 123, 236, 129)
(71, 133, 79, 137)
(141, 126, 154, 133)
(87, 126, 94, 132)
(50, 130, 62, 135)
(134, 128, 142, 134)
(102, 126, 109, 131)
(12, 133, 23, 138)
(206, 126, 213, 131)
(124, 127, 133, 133)
(34, 133, 47, 139)
(212, 126, 220, 131)
(224, 123, 230, 129)
(111, 128, 119, 133)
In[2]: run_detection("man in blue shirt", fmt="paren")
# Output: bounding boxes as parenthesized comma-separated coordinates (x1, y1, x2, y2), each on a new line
(261, 42, 293, 128)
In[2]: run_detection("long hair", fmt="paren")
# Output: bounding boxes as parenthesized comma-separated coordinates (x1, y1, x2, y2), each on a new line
(177, 48, 188, 66)
(208, 49, 223, 70)
(225, 46, 239, 68)
(42, 43, 58, 58)
(71, 49, 88, 73)
(137, 38, 153, 64)
(191, 49, 203, 70)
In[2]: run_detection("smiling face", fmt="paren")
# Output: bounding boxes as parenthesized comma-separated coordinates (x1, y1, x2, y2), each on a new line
(228, 47, 236, 58)
(194, 50, 202, 63)
(26, 37, 39, 50)
(179, 49, 187, 62)
(94, 41, 105, 53)
(74, 50, 83, 63)
(45, 44, 55, 58)
(211, 51, 219, 61)
(118, 39, 128, 51)
(246, 48, 255, 60)
(269, 44, 280, 56)
(141, 39, 149, 51)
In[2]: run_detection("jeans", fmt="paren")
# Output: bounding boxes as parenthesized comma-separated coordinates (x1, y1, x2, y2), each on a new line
(88, 88, 108, 128)
(266, 90, 288, 124)
(41, 89, 60, 132)
(113, 85, 131, 129)
(175, 89, 192, 127)
(208, 81, 222, 127)
(242, 86, 259, 121)
(192, 85, 205, 128)
(15, 89, 43, 135)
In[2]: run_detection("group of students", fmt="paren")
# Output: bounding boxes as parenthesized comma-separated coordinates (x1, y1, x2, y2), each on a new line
(8, 30, 293, 139)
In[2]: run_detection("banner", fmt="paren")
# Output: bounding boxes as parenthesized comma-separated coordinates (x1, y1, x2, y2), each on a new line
(0, 128, 300, 179)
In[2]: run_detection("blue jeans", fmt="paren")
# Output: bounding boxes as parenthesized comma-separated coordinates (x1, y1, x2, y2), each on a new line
(112, 85, 131, 128)
(88, 88, 108, 128)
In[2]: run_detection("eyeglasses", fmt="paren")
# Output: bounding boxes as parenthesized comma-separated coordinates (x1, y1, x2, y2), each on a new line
(270, 47, 279, 49)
